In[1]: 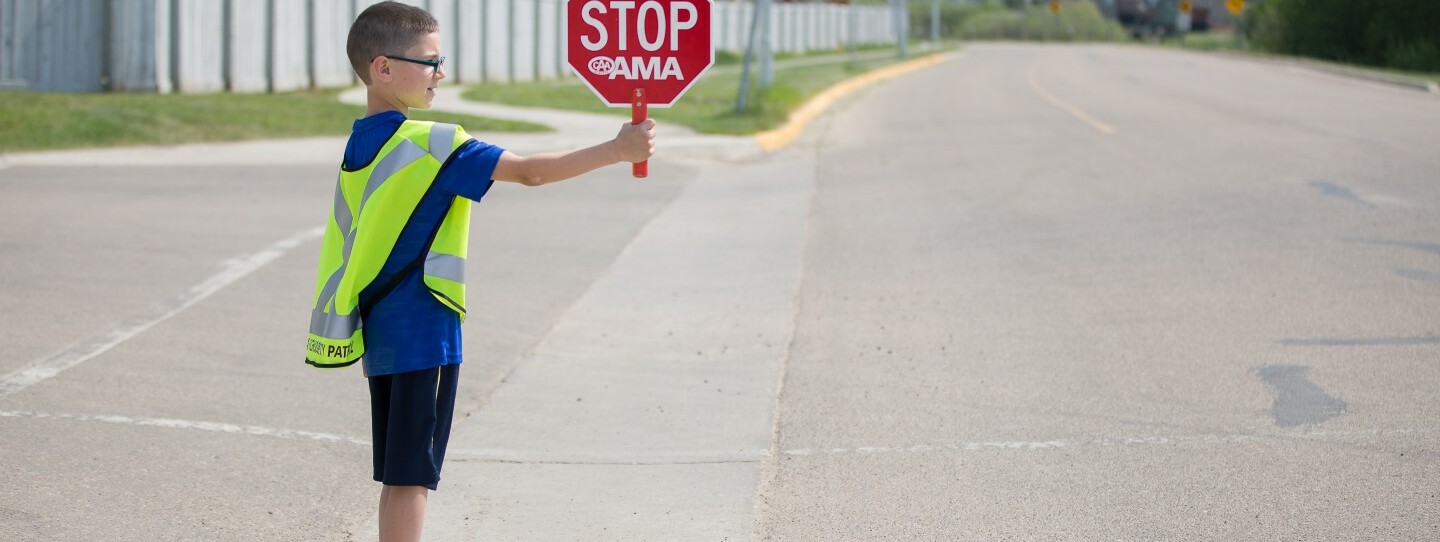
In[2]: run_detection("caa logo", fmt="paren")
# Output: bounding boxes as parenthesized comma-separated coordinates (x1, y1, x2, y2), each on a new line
(588, 57, 615, 76)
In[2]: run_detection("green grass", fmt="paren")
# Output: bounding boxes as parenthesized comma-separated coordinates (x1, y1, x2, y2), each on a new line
(1172, 30, 1241, 51)
(957, 2, 1127, 42)
(0, 88, 549, 154)
(1168, 29, 1440, 87)
(462, 45, 945, 135)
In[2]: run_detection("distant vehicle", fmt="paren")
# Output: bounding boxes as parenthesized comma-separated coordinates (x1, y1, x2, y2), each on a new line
(1115, 0, 1152, 28)
(1114, 0, 1210, 38)
(1190, 0, 1213, 31)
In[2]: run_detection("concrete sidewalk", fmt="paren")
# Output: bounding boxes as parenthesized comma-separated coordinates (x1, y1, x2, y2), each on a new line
(339, 86, 764, 163)
(1, 86, 761, 169)
(409, 149, 814, 541)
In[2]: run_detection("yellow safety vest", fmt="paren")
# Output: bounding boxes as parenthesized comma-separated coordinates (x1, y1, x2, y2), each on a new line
(306, 120, 473, 368)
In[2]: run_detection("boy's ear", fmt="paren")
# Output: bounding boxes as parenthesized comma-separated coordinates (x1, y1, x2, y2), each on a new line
(370, 56, 392, 83)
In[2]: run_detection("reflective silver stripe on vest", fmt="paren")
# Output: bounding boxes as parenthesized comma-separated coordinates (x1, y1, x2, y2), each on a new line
(429, 123, 457, 164)
(309, 308, 362, 339)
(332, 174, 352, 233)
(361, 140, 426, 209)
(311, 175, 354, 318)
(424, 251, 465, 284)
(309, 140, 428, 341)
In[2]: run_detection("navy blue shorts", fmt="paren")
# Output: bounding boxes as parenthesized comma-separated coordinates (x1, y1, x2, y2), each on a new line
(368, 364, 459, 490)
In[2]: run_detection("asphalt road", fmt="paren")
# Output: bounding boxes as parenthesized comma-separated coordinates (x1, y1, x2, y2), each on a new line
(753, 43, 1440, 540)
(1, 43, 1437, 540)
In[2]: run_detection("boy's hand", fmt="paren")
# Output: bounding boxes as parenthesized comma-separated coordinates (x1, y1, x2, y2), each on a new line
(612, 119, 656, 164)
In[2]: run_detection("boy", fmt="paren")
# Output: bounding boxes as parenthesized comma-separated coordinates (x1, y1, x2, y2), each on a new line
(304, 2, 655, 541)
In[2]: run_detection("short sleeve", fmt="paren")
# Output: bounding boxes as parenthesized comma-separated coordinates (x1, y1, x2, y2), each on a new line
(435, 138, 505, 202)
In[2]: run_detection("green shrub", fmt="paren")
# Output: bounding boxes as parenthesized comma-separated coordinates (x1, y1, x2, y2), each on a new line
(932, 0, 1126, 42)
(1242, 0, 1440, 71)
(907, 1, 1006, 40)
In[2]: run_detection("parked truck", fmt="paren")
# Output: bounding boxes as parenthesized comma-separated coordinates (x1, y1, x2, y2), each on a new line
(1112, 0, 1210, 38)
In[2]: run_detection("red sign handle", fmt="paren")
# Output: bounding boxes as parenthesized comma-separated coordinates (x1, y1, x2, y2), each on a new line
(632, 87, 647, 179)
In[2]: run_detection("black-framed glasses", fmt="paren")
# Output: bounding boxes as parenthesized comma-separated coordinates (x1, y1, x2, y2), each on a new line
(384, 55, 445, 71)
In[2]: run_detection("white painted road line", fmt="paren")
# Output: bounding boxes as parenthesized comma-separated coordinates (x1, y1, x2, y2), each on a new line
(0, 226, 325, 400)
(0, 410, 369, 446)
(445, 447, 771, 465)
(7, 407, 1429, 460)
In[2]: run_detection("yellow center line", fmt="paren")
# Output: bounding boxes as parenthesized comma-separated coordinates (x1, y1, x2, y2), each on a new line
(1026, 60, 1116, 135)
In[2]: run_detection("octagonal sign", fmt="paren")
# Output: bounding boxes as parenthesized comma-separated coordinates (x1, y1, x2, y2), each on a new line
(566, 0, 714, 108)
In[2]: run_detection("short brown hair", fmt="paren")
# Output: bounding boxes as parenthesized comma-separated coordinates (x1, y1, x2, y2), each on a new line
(346, 1, 439, 85)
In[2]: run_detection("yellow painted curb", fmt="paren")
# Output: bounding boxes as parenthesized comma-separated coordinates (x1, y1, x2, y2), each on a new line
(754, 52, 952, 153)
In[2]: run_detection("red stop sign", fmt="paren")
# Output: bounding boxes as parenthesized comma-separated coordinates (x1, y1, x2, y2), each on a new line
(565, 0, 714, 108)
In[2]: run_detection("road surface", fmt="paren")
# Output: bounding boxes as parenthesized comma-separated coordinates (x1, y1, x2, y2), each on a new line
(1, 43, 1436, 540)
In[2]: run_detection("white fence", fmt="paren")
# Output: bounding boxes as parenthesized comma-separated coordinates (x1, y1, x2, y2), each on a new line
(1, 0, 897, 93)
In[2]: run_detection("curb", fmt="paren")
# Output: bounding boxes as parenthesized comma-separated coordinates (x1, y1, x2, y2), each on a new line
(754, 52, 953, 153)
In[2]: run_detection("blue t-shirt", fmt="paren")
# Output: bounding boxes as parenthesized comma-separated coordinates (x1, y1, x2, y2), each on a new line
(343, 111, 504, 377)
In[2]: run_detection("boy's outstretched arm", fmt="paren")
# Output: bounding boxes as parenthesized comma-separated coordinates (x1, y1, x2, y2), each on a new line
(492, 120, 656, 186)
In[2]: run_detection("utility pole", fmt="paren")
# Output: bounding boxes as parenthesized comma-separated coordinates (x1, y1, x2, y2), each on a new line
(737, 0, 775, 112)
(894, 0, 908, 58)
(848, 0, 858, 63)
(931, 0, 939, 43)
(759, 0, 773, 88)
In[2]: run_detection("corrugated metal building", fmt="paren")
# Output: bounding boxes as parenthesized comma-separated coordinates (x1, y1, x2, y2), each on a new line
(1, 0, 898, 94)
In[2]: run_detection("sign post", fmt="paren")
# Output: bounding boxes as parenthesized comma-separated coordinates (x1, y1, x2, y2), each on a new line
(631, 88, 647, 177)
(566, 0, 715, 178)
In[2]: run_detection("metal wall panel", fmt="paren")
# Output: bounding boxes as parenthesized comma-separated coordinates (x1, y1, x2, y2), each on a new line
(312, 0, 355, 88)
(15, 0, 51, 89)
(718, 1, 731, 52)
(153, 0, 172, 92)
(861, 5, 872, 44)
(535, 0, 558, 79)
(483, 0, 509, 81)
(765, 3, 776, 54)
(271, 0, 310, 91)
(0, 0, 105, 92)
(427, 0, 455, 79)
(456, 0, 483, 83)
(108, 0, 160, 92)
(821, 4, 832, 50)
(0, 0, 21, 88)
(226, 0, 267, 92)
(510, 0, 535, 81)
(173, 0, 224, 93)
(55, 0, 106, 91)
(788, 4, 801, 53)
(0, 0, 899, 94)
(828, 5, 840, 50)
(733, 2, 751, 53)
(826, 5, 836, 49)
(711, 1, 726, 52)
(805, 3, 816, 51)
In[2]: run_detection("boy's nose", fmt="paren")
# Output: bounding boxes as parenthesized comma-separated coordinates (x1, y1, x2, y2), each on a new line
(435, 64, 446, 81)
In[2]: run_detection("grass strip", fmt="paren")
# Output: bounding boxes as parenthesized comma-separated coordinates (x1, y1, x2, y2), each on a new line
(1165, 30, 1440, 87)
(0, 88, 549, 154)
(461, 45, 948, 135)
